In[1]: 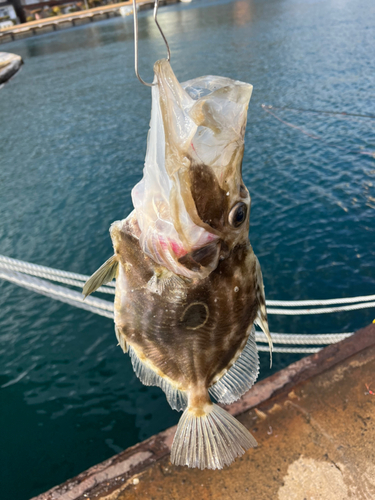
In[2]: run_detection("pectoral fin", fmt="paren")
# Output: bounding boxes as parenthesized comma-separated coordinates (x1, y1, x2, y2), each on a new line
(147, 269, 186, 296)
(82, 255, 118, 298)
(128, 345, 188, 411)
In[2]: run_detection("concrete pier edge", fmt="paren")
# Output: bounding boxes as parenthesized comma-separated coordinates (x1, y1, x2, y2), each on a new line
(31, 322, 375, 500)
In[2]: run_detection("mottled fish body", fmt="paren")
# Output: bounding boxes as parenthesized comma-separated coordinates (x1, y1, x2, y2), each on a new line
(84, 60, 272, 470)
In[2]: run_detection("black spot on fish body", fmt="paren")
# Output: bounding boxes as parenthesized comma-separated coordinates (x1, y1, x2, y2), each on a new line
(180, 302, 209, 330)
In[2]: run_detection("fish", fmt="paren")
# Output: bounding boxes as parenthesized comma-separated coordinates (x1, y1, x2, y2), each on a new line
(83, 59, 272, 470)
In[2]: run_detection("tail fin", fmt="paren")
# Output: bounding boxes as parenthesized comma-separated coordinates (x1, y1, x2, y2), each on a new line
(170, 403, 257, 470)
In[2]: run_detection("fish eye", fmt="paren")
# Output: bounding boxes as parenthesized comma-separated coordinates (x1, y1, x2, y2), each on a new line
(229, 202, 247, 228)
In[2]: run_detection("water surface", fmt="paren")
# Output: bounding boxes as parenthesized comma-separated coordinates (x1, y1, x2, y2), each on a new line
(0, 0, 374, 498)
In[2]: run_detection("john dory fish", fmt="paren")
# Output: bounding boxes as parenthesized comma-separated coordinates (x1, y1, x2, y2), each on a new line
(83, 60, 272, 470)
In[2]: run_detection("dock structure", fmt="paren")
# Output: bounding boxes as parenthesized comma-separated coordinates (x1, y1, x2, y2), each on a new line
(32, 322, 375, 500)
(0, 0, 179, 45)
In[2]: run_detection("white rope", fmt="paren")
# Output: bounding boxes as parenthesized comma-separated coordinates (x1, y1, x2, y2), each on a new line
(3, 256, 373, 313)
(1, 255, 374, 310)
(0, 254, 94, 282)
(266, 295, 375, 306)
(267, 301, 375, 315)
(0, 252, 369, 355)
(0, 268, 357, 355)
(267, 295, 375, 307)
(257, 345, 321, 354)
(0, 269, 114, 319)
(255, 331, 353, 345)
(0, 255, 115, 294)
(0, 262, 88, 289)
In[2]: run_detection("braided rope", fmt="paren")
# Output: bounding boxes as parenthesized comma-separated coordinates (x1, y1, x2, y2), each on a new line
(255, 331, 353, 345)
(0, 255, 115, 294)
(267, 302, 375, 315)
(267, 296, 375, 306)
(0, 269, 114, 318)
(1, 255, 374, 311)
(0, 268, 357, 354)
(0, 255, 115, 288)
(257, 345, 321, 354)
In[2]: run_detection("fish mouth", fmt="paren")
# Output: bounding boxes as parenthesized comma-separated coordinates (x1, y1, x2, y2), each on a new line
(139, 227, 221, 279)
(177, 239, 222, 274)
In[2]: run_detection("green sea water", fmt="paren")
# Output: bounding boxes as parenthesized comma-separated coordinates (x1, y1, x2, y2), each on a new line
(0, 0, 374, 498)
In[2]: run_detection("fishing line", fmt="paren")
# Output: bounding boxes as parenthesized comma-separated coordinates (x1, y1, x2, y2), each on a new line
(132, 0, 171, 87)
(261, 105, 375, 158)
(263, 104, 375, 120)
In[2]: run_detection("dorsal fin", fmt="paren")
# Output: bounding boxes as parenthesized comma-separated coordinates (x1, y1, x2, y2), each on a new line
(209, 326, 259, 405)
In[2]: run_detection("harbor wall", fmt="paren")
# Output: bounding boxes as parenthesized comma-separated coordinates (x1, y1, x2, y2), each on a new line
(0, 0, 180, 44)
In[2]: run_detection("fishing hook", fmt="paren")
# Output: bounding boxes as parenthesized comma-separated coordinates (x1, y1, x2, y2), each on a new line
(132, 0, 171, 87)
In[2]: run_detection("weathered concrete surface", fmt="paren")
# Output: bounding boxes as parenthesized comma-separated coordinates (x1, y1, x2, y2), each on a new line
(123, 333, 375, 500)
(0, 52, 23, 84)
(32, 323, 375, 500)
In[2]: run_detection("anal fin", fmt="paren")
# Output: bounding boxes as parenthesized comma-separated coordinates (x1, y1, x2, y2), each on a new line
(83, 255, 118, 298)
(128, 345, 187, 411)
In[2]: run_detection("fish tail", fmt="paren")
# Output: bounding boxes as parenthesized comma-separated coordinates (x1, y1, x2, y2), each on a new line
(170, 401, 257, 470)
